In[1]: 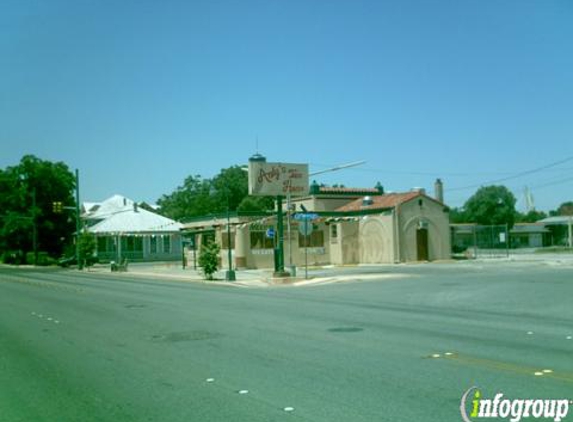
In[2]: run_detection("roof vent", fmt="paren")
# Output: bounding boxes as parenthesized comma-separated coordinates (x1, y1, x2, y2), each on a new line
(362, 196, 374, 206)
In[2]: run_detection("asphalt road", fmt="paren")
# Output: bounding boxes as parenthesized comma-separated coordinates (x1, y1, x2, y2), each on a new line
(1, 261, 572, 422)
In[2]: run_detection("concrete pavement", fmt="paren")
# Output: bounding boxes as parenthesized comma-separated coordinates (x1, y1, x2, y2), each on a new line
(1, 260, 573, 421)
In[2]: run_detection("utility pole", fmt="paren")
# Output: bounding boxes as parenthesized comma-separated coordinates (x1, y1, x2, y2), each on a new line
(275, 195, 285, 275)
(568, 215, 573, 248)
(32, 187, 38, 266)
(225, 192, 236, 281)
(75, 169, 82, 269)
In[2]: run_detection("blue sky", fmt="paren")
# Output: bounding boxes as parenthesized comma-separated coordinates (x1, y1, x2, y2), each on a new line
(1, 0, 572, 212)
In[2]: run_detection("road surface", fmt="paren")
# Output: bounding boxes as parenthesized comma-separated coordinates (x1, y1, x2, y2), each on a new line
(1, 261, 572, 421)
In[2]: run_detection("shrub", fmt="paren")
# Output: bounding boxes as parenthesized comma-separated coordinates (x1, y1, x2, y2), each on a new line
(2, 251, 24, 265)
(25, 251, 55, 266)
(198, 241, 220, 280)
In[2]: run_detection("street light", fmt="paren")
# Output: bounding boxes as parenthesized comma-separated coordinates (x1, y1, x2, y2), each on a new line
(210, 185, 236, 281)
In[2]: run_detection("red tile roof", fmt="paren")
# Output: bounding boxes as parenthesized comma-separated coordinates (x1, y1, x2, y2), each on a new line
(336, 191, 422, 212)
(317, 187, 380, 194)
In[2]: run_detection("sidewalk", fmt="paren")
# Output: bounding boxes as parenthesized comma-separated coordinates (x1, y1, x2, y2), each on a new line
(86, 262, 341, 288)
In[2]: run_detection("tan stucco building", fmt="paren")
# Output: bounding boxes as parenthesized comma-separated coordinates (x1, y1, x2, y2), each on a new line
(182, 183, 451, 270)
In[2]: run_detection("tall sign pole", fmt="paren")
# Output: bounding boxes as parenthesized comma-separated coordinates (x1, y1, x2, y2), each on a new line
(248, 154, 309, 277)
(75, 169, 81, 269)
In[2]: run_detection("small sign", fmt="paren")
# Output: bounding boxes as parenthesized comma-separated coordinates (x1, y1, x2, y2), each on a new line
(266, 228, 275, 239)
(294, 213, 319, 221)
(298, 221, 313, 236)
(499, 232, 506, 243)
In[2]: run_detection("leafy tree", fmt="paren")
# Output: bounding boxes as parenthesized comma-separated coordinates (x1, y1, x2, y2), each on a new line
(0, 155, 76, 258)
(556, 201, 573, 216)
(515, 210, 547, 223)
(156, 175, 213, 221)
(237, 196, 275, 213)
(77, 231, 96, 268)
(448, 207, 467, 224)
(198, 240, 220, 280)
(158, 165, 274, 220)
(463, 185, 517, 227)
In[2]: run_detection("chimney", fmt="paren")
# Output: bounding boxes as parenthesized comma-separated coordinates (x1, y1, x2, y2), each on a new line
(434, 178, 444, 203)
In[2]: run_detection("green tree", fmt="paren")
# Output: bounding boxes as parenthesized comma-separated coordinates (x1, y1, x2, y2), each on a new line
(448, 207, 467, 224)
(237, 196, 275, 213)
(77, 232, 96, 268)
(0, 155, 76, 258)
(198, 240, 220, 280)
(158, 165, 274, 220)
(515, 210, 547, 223)
(463, 185, 517, 227)
(556, 201, 573, 216)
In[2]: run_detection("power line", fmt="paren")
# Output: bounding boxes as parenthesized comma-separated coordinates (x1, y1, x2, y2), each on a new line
(448, 155, 573, 192)
(531, 175, 573, 190)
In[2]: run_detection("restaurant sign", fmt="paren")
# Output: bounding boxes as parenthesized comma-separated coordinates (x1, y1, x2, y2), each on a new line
(248, 161, 309, 197)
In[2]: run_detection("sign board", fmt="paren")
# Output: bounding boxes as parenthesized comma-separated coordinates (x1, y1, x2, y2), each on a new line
(294, 213, 319, 221)
(266, 228, 275, 239)
(499, 232, 506, 243)
(248, 161, 309, 197)
(298, 220, 313, 236)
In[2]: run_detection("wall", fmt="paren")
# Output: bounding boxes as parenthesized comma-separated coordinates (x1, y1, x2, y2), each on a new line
(223, 221, 331, 270)
(330, 221, 360, 265)
(398, 197, 450, 261)
(358, 213, 395, 263)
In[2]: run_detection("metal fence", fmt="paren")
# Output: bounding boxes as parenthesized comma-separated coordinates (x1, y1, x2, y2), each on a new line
(451, 224, 510, 259)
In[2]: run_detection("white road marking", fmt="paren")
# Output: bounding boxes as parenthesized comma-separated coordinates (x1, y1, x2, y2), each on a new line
(431, 354, 441, 358)
(534, 372, 544, 376)
(238, 390, 249, 395)
(206, 378, 215, 383)
(542, 369, 553, 374)
(283, 407, 295, 412)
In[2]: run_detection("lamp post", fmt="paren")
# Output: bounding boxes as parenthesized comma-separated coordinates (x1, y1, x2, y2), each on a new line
(210, 185, 235, 281)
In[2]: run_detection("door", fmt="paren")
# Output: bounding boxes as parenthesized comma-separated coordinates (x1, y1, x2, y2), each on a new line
(416, 228, 429, 261)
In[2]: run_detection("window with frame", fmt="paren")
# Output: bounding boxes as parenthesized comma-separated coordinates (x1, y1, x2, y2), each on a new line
(97, 236, 108, 252)
(299, 229, 324, 248)
(250, 229, 275, 249)
(330, 224, 338, 244)
(221, 229, 236, 249)
(150, 236, 157, 254)
(121, 236, 143, 251)
(163, 235, 171, 253)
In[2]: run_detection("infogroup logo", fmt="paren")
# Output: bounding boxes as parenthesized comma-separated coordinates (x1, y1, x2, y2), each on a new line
(460, 387, 571, 422)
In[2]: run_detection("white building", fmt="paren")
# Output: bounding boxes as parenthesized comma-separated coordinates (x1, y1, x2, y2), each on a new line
(83, 195, 183, 262)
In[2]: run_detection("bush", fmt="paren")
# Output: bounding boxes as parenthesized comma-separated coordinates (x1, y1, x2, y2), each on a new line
(198, 241, 220, 280)
(77, 232, 97, 268)
(2, 251, 24, 265)
(25, 251, 56, 266)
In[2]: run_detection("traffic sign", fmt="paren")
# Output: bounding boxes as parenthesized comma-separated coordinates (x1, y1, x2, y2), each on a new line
(266, 228, 275, 239)
(298, 220, 313, 236)
(294, 213, 319, 221)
